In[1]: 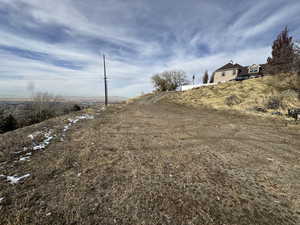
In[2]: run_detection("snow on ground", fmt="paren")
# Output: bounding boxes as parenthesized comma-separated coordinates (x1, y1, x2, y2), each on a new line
(2, 113, 96, 185)
(67, 114, 95, 124)
(19, 156, 31, 161)
(0, 197, 4, 202)
(4, 174, 30, 184)
(62, 114, 95, 137)
(23, 114, 95, 154)
(32, 130, 54, 151)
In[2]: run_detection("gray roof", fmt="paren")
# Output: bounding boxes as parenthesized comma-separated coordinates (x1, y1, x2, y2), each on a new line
(215, 63, 244, 72)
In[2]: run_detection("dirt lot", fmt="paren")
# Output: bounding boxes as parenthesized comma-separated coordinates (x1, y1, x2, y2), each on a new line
(0, 100, 299, 225)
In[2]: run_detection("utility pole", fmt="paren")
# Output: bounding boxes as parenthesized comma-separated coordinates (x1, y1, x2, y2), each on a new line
(103, 54, 108, 106)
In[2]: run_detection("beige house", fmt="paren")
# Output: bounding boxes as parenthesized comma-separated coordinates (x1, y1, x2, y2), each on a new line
(213, 62, 265, 83)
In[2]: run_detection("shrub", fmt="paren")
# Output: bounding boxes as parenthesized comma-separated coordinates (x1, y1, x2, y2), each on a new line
(224, 95, 242, 106)
(0, 114, 18, 133)
(72, 104, 82, 112)
(265, 96, 283, 110)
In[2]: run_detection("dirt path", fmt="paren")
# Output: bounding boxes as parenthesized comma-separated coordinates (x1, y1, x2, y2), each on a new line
(0, 102, 299, 224)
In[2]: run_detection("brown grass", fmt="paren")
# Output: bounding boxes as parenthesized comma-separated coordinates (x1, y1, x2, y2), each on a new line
(157, 73, 300, 119)
(0, 102, 299, 224)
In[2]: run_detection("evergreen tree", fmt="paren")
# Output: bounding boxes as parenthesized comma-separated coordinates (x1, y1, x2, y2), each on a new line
(209, 73, 215, 83)
(202, 70, 209, 84)
(267, 27, 295, 74)
(0, 114, 18, 133)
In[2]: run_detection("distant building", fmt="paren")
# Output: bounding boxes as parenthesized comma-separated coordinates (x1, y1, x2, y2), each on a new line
(213, 62, 265, 83)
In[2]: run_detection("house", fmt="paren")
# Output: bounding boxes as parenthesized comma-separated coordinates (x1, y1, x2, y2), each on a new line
(213, 62, 265, 83)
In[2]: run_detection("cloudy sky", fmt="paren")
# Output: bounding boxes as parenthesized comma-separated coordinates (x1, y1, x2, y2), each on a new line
(0, 0, 300, 98)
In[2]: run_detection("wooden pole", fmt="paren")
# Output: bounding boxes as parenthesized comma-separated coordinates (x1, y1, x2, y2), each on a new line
(103, 54, 108, 106)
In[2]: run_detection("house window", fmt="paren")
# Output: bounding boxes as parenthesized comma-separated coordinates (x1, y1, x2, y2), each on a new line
(222, 72, 225, 76)
(249, 65, 260, 73)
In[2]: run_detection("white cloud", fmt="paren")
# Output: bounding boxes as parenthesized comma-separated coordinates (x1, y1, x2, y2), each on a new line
(0, 0, 299, 97)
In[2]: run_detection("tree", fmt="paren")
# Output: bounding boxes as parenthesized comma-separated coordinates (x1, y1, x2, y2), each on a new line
(267, 26, 295, 74)
(209, 72, 215, 83)
(202, 70, 209, 84)
(151, 70, 188, 91)
(72, 104, 81, 111)
(0, 114, 18, 133)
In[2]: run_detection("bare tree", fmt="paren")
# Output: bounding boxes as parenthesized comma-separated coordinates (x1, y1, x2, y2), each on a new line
(267, 26, 295, 74)
(151, 70, 188, 91)
(29, 92, 65, 123)
(202, 70, 209, 84)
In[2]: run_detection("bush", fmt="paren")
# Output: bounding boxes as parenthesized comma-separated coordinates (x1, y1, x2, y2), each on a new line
(72, 104, 81, 111)
(0, 114, 18, 133)
(224, 95, 242, 106)
(265, 96, 283, 110)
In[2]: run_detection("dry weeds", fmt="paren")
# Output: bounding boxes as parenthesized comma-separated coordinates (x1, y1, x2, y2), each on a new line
(0, 102, 299, 224)
(157, 74, 300, 119)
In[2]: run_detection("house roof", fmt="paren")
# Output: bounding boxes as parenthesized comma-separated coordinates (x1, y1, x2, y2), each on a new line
(215, 63, 244, 71)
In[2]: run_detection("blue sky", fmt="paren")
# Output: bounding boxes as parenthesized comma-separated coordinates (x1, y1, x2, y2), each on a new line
(0, 0, 300, 98)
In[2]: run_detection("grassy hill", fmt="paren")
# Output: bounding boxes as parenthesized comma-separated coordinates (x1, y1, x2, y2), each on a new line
(1, 93, 300, 224)
(148, 73, 300, 119)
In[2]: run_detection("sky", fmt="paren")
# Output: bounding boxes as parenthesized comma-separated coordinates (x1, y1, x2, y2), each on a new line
(0, 0, 300, 98)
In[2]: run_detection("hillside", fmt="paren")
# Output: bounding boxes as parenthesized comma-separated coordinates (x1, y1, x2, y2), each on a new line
(155, 73, 300, 119)
(0, 98, 300, 224)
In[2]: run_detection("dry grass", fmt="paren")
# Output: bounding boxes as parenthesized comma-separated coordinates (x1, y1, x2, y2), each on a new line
(158, 73, 300, 119)
(0, 103, 299, 224)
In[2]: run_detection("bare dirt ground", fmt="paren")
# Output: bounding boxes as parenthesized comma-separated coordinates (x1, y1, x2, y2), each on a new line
(0, 100, 299, 225)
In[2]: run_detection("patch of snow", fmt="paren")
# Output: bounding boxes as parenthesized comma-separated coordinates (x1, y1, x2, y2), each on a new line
(0, 197, 4, 203)
(25, 152, 32, 156)
(62, 114, 94, 137)
(46, 212, 52, 216)
(6, 174, 30, 184)
(79, 114, 95, 120)
(63, 125, 70, 132)
(28, 134, 34, 140)
(32, 130, 54, 151)
(33, 144, 45, 151)
(14, 147, 29, 154)
(28, 131, 42, 140)
(73, 119, 80, 123)
(19, 156, 31, 161)
(14, 151, 23, 154)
